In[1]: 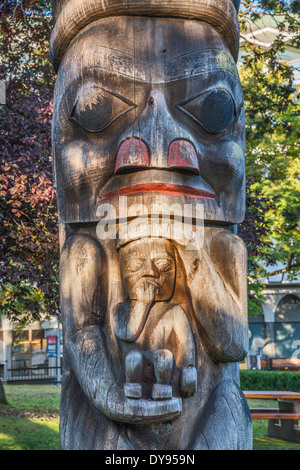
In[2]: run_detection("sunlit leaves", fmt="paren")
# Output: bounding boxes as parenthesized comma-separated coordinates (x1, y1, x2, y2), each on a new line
(0, 1, 58, 320)
(239, 0, 300, 315)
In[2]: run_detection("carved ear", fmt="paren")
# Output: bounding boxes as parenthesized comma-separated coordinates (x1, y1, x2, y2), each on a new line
(232, 0, 241, 13)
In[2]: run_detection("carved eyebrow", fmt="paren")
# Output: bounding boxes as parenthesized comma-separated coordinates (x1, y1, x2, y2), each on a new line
(84, 65, 239, 86)
(152, 252, 175, 261)
(61, 46, 239, 84)
(85, 46, 149, 81)
(166, 49, 239, 81)
(167, 46, 230, 62)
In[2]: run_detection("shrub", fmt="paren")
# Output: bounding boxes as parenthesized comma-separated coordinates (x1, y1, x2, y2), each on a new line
(240, 370, 300, 392)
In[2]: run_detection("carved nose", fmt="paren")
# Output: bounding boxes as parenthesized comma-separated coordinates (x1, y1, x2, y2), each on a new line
(168, 140, 200, 175)
(115, 138, 149, 174)
(143, 260, 159, 278)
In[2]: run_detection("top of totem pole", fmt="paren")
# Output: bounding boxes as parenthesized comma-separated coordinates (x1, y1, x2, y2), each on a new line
(50, 0, 241, 70)
(51, 0, 245, 226)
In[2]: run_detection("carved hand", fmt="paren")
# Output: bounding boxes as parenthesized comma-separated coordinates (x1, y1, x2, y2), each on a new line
(61, 234, 181, 424)
(112, 278, 158, 342)
(68, 325, 182, 424)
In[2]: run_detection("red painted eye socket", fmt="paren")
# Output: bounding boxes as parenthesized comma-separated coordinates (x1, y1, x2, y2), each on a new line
(168, 140, 200, 175)
(115, 138, 149, 174)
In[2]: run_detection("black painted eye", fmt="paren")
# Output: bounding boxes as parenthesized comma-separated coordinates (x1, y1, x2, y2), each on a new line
(70, 85, 136, 132)
(176, 88, 236, 134)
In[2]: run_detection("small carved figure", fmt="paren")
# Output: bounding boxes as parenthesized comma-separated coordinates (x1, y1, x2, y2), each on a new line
(113, 237, 197, 400)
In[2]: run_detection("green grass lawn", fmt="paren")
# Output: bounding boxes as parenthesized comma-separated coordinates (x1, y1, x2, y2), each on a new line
(0, 415, 59, 450)
(2, 384, 60, 414)
(248, 398, 276, 436)
(0, 385, 300, 450)
(0, 385, 60, 450)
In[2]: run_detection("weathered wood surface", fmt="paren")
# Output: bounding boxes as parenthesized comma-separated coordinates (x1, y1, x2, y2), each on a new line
(252, 413, 300, 420)
(268, 358, 300, 370)
(51, 0, 240, 70)
(51, 0, 252, 450)
(59, 225, 251, 449)
(244, 391, 300, 400)
(52, 15, 245, 225)
(248, 393, 300, 443)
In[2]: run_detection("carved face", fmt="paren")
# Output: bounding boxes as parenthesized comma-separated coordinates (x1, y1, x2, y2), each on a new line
(119, 238, 176, 302)
(53, 17, 245, 224)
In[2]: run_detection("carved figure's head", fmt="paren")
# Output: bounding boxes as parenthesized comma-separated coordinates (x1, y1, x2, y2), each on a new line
(51, 1, 244, 225)
(119, 238, 176, 302)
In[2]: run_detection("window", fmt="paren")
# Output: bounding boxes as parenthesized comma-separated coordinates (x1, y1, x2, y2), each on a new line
(274, 295, 300, 358)
(249, 323, 267, 358)
(12, 329, 48, 371)
(274, 323, 300, 358)
(275, 295, 300, 323)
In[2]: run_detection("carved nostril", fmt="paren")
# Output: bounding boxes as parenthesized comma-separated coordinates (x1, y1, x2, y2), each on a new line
(168, 140, 200, 175)
(115, 138, 149, 174)
(148, 97, 154, 107)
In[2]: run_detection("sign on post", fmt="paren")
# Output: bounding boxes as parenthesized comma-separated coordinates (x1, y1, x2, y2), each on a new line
(47, 335, 57, 358)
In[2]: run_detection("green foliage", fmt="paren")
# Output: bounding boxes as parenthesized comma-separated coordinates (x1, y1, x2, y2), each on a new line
(0, 281, 50, 328)
(0, 2, 59, 321)
(239, 0, 300, 315)
(240, 369, 300, 392)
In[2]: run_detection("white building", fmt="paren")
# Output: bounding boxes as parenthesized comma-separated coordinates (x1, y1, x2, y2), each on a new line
(249, 269, 300, 368)
(0, 316, 62, 383)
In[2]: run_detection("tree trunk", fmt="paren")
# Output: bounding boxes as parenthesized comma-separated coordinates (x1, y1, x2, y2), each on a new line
(0, 380, 8, 405)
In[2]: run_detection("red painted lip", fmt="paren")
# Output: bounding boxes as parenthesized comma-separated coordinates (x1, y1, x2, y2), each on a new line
(99, 183, 215, 201)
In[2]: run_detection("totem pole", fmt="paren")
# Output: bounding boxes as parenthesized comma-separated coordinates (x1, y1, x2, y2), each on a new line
(51, 0, 253, 450)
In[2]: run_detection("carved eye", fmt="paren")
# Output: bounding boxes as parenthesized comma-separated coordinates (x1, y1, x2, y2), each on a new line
(176, 88, 236, 134)
(126, 259, 145, 272)
(70, 85, 136, 133)
(153, 258, 174, 273)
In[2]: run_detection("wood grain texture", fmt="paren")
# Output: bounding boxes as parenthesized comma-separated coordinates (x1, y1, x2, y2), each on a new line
(248, 396, 300, 443)
(244, 391, 300, 399)
(251, 413, 300, 419)
(52, 17, 245, 225)
(58, 225, 252, 449)
(53, 4, 251, 450)
(51, 0, 240, 69)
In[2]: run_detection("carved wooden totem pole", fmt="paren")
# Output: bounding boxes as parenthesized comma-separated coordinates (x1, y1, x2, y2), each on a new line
(51, 0, 253, 450)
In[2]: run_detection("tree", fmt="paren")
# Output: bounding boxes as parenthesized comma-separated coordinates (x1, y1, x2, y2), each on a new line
(0, 0, 58, 326)
(238, 0, 300, 315)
